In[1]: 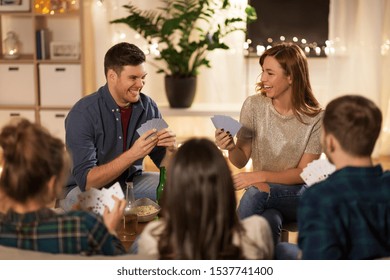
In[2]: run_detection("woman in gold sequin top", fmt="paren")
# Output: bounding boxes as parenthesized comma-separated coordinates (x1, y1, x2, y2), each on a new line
(215, 43, 323, 246)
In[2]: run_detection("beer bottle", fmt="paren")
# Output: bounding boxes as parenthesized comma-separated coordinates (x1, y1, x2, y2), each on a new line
(156, 166, 166, 206)
(117, 181, 138, 240)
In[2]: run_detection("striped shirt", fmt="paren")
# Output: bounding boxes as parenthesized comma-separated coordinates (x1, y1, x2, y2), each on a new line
(298, 165, 390, 259)
(0, 208, 126, 255)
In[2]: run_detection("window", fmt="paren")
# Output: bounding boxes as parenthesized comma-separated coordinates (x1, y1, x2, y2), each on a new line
(246, 0, 330, 57)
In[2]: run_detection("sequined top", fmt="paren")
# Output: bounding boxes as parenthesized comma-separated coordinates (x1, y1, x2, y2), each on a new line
(237, 94, 323, 172)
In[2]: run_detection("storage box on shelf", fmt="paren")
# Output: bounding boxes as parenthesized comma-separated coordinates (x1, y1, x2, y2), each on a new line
(0, 109, 35, 128)
(0, 1, 89, 140)
(39, 109, 68, 142)
(0, 63, 35, 105)
(39, 64, 81, 107)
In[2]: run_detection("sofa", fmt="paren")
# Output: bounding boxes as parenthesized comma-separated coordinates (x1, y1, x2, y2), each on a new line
(0, 245, 155, 260)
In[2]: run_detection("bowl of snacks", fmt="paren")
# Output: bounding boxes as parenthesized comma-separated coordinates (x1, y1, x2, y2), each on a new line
(133, 198, 161, 222)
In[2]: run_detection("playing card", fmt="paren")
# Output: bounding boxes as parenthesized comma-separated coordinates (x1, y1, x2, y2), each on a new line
(78, 182, 125, 215)
(300, 159, 336, 186)
(156, 118, 169, 130)
(211, 115, 242, 137)
(136, 118, 169, 137)
(78, 188, 105, 215)
(101, 182, 125, 211)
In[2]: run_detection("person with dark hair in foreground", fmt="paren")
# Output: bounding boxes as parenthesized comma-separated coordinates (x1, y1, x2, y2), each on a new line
(138, 138, 274, 259)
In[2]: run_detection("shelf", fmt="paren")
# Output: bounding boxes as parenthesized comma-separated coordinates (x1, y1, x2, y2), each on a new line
(39, 106, 72, 111)
(0, 105, 36, 110)
(34, 11, 80, 17)
(0, 12, 32, 16)
(0, 3, 86, 142)
(37, 59, 81, 64)
(0, 54, 34, 62)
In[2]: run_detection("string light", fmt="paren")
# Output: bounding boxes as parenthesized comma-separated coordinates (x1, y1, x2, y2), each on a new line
(245, 35, 329, 57)
(381, 39, 390, 56)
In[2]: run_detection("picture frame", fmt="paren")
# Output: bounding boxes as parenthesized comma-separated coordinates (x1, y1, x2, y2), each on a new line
(50, 41, 80, 60)
(0, 0, 30, 11)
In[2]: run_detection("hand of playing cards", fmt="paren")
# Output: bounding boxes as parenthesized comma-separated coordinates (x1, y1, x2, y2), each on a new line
(136, 118, 168, 138)
(300, 159, 336, 186)
(211, 115, 242, 137)
(78, 182, 124, 215)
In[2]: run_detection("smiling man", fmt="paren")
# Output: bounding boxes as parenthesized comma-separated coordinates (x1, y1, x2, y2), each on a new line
(60, 42, 176, 212)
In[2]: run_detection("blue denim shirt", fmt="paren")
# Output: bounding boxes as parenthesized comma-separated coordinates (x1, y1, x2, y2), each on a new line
(65, 84, 166, 193)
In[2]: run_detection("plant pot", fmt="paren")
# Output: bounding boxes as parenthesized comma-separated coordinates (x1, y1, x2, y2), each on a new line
(164, 75, 197, 108)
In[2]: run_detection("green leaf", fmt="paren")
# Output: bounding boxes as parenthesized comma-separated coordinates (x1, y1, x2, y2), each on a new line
(110, 0, 254, 76)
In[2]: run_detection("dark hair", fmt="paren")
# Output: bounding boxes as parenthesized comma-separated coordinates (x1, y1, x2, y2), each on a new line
(257, 43, 321, 122)
(104, 42, 146, 77)
(157, 138, 244, 259)
(0, 118, 69, 204)
(323, 95, 382, 156)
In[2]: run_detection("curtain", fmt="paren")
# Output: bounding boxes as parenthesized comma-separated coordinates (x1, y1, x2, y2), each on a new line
(327, 0, 390, 155)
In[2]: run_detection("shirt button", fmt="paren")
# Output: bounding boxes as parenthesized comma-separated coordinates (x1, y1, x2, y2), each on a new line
(111, 109, 115, 112)
(116, 118, 119, 121)
(119, 136, 122, 140)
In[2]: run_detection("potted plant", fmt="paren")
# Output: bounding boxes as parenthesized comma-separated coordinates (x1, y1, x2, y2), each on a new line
(110, 0, 257, 108)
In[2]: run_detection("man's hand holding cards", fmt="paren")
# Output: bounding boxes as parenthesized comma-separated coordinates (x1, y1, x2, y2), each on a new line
(78, 182, 125, 215)
(136, 118, 169, 140)
(300, 159, 336, 186)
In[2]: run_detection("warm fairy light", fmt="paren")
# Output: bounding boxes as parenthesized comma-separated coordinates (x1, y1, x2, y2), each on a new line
(256, 45, 265, 55)
(244, 34, 329, 57)
(381, 39, 390, 56)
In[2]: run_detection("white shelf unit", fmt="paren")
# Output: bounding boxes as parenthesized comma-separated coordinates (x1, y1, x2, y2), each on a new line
(0, 2, 88, 142)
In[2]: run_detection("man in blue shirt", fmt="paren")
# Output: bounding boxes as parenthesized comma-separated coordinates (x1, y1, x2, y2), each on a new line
(60, 42, 176, 211)
(276, 95, 390, 259)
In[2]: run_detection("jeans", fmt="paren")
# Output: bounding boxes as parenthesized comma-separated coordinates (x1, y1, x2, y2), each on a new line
(275, 242, 301, 260)
(237, 183, 307, 245)
(59, 171, 159, 212)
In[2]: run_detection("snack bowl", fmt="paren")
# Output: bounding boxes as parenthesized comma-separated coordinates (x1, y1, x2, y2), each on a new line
(133, 198, 161, 222)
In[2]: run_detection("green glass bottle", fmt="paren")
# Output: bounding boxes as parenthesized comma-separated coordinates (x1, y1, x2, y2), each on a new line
(156, 166, 166, 206)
